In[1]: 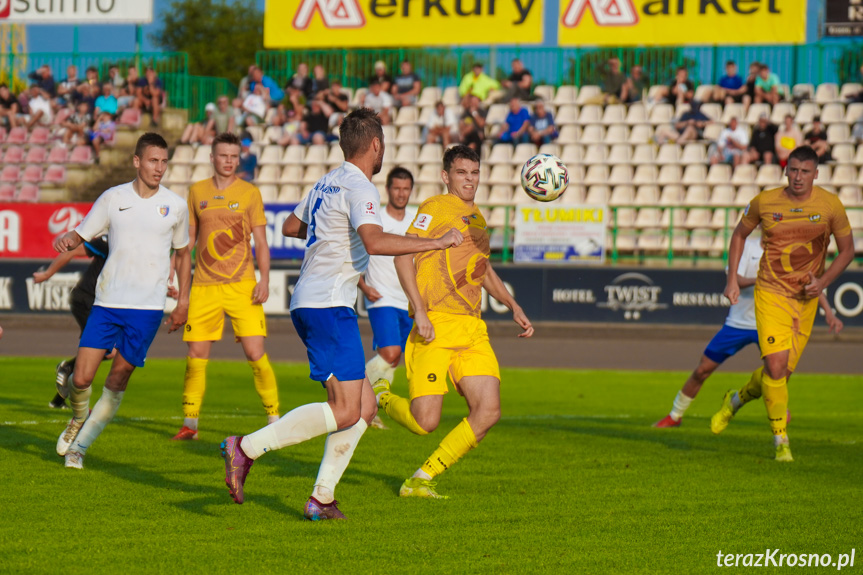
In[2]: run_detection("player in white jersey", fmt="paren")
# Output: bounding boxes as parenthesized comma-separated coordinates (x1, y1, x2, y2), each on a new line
(359, 167, 417, 427)
(654, 234, 842, 428)
(220, 108, 463, 520)
(53, 133, 192, 469)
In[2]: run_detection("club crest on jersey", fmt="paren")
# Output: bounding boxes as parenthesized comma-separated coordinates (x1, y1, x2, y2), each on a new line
(461, 216, 471, 225)
(809, 213, 821, 222)
(772, 212, 783, 222)
(159, 205, 170, 217)
(200, 200, 208, 209)
(743, 204, 750, 216)
(229, 202, 240, 211)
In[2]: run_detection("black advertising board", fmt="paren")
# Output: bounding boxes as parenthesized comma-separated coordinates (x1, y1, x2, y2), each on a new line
(824, 0, 863, 37)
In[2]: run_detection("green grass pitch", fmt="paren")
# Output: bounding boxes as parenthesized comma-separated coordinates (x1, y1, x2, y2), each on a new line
(1, 356, 861, 573)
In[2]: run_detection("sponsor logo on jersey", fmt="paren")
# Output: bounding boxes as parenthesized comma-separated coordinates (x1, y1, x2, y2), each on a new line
(790, 208, 803, 212)
(809, 213, 821, 222)
(200, 201, 208, 209)
(772, 212, 783, 221)
(413, 213, 432, 231)
(364, 201, 376, 215)
(214, 195, 225, 200)
(229, 202, 240, 211)
(159, 205, 170, 217)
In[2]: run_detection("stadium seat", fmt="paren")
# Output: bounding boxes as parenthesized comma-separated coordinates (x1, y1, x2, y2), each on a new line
(6, 127, 27, 145)
(684, 185, 710, 205)
(262, 126, 283, 145)
(755, 164, 783, 187)
(278, 184, 302, 202)
(418, 87, 442, 107)
(827, 124, 852, 144)
(560, 144, 584, 164)
(172, 145, 194, 164)
(302, 165, 326, 185)
(278, 145, 303, 164)
(839, 186, 863, 206)
(327, 145, 345, 166)
(556, 125, 581, 144)
(631, 144, 657, 164)
(609, 185, 635, 205)
(533, 85, 555, 103)
(474, 184, 491, 203)
(441, 87, 460, 106)
(706, 164, 731, 185)
(690, 229, 715, 251)
(258, 145, 282, 165)
(731, 164, 756, 186)
(552, 85, 578, 106)
(47, 146, 69, 164)
(624, 103, 648, 125)
(576, 105, 602, 125)
(720, 103, 745, 124)
(395, 106, 419, 127)
(814, 83, 839, 104)
(814, 165, 832, 187)
(69, 146, 93, 164)
(832, 143, 855, 164)
(486, 207, 508, 228)
(279, 165, 303, 184)
(633, 185, 659, 205)
(583, 144, 608, 165)
(511, 143, 537, 166)
(586, 185, 610, 204)
(24, 146, 47, 164)
(608, 165, 633, 186)
(192, 145, 212, 164)
(628, 124, 654, 145)
(694, 84, 714, 103)
(28, 127, 50, 145)
(2, 146, 24, 164)
(792, 83, 814, 101)
(0, 183, 15, 200)
(656, 144, 680, 165)
(395, 125, 421, 145)
(538, 143, 561, 157)
(256, 165, 280, 185)
(840, 83, 862, 101)
(584, 164, 609, 186)
(657, 165, 681, 186)
(304, 144, 329, 165)
(485, 104, 509, 126)
(635, 207, 662, 228)
(683, 165, 708, 186)
(555, 105, 578, 125)
(821, 103, 846, 125)
(258, 185, 278, 203)
(488, 185, 515, 205)
(846, 102, 863, 125)
(700, 103, 722, 122)
(245, 126, 264, 143)
(575, 85, 600, 105)
(648, 104, 674, 125)
(609, 144, 633, 164)
(735, 186, 758, 206)
(770, 102, 797, 125)
(703, 123, 724, 142)
(416, 184, 445, 204)
(680, 143, 706, 165)
(580, 124, 605, 145)
(21, 165, 42, 183)
(602, 104, 626, 125)
(711, 207, 737, 228)
(118, 107, 142, 127)
(414, 163, 440, 184)
(191, 164, 213, 182)
(709, 185, 736, 205)
(605, 125, 629, 144)
(0, 127, 6, 144)
(659, 185, 685, 205)
(632, 165, 658, 185)
(393, 144, 417, 165)
(832, 165, 858, 186)
(563, 184, 586, 203)
(795, 102, 820, 124)
(615, 207, 637, 228)
(745, 103, 771, 125)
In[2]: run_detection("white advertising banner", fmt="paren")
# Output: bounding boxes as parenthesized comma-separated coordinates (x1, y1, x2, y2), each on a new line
(514, 203, 607, 264)
(0, 0, 153, 23)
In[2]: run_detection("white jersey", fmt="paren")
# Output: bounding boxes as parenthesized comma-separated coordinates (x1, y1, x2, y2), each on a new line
(290, 162, 383, 310)
(725, 237, 763, 330)
(75, 181, 189, 310)
(364, 206, 417, 311)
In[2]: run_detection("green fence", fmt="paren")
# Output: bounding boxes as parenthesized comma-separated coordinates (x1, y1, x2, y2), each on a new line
(258, 43, 863, 93)
(186, 75, 237, 122)
(0, 51, 190, 109)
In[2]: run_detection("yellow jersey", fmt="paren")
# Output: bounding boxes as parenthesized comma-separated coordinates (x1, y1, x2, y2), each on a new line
(407, 194, 490, 318)
(188, 177, 267, 286)
(741, 185, 851, 299)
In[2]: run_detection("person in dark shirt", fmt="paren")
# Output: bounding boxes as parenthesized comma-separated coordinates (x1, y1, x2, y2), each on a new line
(498, 97, 531, 144)
(672, 100, 711, 143)
(713, 60, 747, 105)
(743, 61, 760, 110)
(237, 137, 258, 181)
(294, 100, 335, 145)
(804, 116, 833, 163)
(310, 65, 330, 99)
(369, 60, 393, 94)
(661, 66, 694, 105)
(27, 64, 56, 98)
(459, 94, 487, 150)
(0, 83, 19, 128)
(746, 114, 778, 164)
(391, 60, 422, 107)
(32, 237, 110, 409)
(136, 67, 165, 126)
(624, 65, 649, 103)
(499, 58, 533, 102)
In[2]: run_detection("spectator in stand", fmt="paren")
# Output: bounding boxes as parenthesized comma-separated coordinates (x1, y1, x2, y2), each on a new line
(746, 113, 778, 165)
(499, 58, 533, 102)
(391, 60, 422, 108)
(775, 114, 803, 166)
(108, 65, 124, 91)
(320, 79, 349, 118)
(754, 64, 781, 105)
(709, 116, 749, 166)
(459, 94, 487, 150)
(656, 66, 694, 105)
(0, 84, 20, 128)
(181, 102, 216, 145)
(310, 65, 330, 99)
(237, 138, 257, 182)
(273, 106, 302, 146)
(61, 102, 92, 145)
(238, 65, 255, 99)
(361, 80, 393, 125)
(118, 67, 140, 109)
(250, 66, 284, 105)
(804, 116, 833, 163)
(94, 83, 119, 116)
(527, 100, 558, 145)
(369, 60, 393, 94)
(624, 65, 649, 104)
(497, 97, 531, 145)
(655, 100, 710, 144)
(293, 100, 335, 145)
(89, 111, 116, 162)
(82, 66, 99, 90)
(207, 95, 236, 137)
(23, 85, 53, 128)
(28, 64, 56, 98)
(287, 62, 314, 102)
(424, 100, 458, 146)
(136, 67, 164, 126)
(587, 57, 628, 105)
(713, 60, 747, 105)
(852, 112, 863, 143)
(79, 83, 99, 115)
(458, 62, 500, 105)
(57, 65, 81, 106)
(741, 61, 760, 112)
(241, 83, 268, 126)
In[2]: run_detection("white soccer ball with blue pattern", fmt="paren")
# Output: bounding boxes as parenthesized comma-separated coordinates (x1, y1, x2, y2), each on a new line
(520, 153, 569, 202)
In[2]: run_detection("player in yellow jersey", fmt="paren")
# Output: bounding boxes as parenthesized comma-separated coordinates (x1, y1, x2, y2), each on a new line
(372, 145, 534, 499)
(172, 132, 280, 440)
(711, 146, 854, 461)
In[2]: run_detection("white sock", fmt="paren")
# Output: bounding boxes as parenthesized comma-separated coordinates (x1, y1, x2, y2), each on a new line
(730, 392, 742, 412)
(184, 417, 198, 431)
(69, 382, 92, 422)
(365, 354, 394, 384)
(71, 388, 124, 455)
(774, 433, 789, 447)
(412, 469, 432, 481)
(669, 391, 693, 422)
(311, 418, 369, 504)
(240, 402, 337, 460)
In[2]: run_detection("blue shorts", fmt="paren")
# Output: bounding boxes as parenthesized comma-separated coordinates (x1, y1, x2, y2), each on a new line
(79, 305, 163, 368)
(703, 324, 759, 364)
(367, 306, 413, 351)
(291, 307, 366, 385)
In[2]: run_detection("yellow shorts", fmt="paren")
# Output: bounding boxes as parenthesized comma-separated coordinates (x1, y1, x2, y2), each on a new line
(754, 287, 818, 372)
(184, 280, 267, 342)
(405, 311, 500, 399)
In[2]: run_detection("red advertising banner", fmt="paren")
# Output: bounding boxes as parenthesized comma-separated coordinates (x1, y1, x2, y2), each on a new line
(0, 202, 93, 259)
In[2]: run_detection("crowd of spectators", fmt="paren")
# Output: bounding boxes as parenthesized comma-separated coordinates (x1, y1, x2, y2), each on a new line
(0, 63, 168, 161)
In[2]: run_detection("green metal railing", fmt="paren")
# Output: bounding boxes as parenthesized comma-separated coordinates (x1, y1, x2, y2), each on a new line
(186, 75, 237, 122)
(258, 43, 863, 93)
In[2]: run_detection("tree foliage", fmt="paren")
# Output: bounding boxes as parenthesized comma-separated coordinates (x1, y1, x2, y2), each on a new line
(151, 0, 262, 82)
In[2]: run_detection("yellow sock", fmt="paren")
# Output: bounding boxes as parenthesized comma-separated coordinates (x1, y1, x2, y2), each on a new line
(762, 372, 788, 438)
(182, 357, 208, 418)
(420, 418, 479, 479)
(250, 354, 279, 416)
(738, 367, 764, 404)
(380, 392, 428, 436)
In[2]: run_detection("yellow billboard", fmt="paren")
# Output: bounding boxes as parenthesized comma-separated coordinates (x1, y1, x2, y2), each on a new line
(558, 0, 806, 45)
(264, 0, 544, 47)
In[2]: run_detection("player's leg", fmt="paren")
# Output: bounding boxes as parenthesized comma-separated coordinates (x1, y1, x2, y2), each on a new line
(365, 307, 403, 385)
(656, 354, 720, 428)
(709, 327, 762, 434)
(52, 289, 94, 408)
(239, 336, 280, 424)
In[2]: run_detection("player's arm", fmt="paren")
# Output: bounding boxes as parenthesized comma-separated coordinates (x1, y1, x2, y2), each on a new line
(358, 275, 382, 302)
(167, 245, 192, 333)
(818, 291, 844, 333)
(357, 223, 462, 256)
(736, 275, 757, 289)
(724, 220, 756, 305)
(395, 244, 435, 342)
(251, 224, 270, 304)
(33, 244, 87, 283)
(804, 232, 854, 299)
(482, 263, 534, 338)
(282, 212, 307, 239)
(54, 230, 85, 253)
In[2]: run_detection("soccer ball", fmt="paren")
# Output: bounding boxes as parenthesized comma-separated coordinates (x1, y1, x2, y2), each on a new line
(520, 153, 569, 202)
